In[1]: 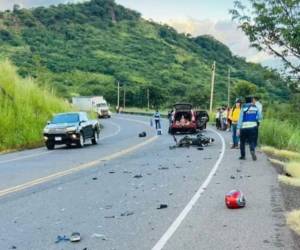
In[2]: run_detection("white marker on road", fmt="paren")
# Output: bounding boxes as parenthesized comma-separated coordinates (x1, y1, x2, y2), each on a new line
(152, 128, 226, 250)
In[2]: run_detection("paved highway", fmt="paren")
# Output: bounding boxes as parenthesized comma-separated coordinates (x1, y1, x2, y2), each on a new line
(0, 115, 296, 250)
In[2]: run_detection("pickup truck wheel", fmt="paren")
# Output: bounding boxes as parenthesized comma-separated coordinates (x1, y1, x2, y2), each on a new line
(77, 133, 85, 148)
(92, 130, 99, 145)
(46, 142, 55, 150)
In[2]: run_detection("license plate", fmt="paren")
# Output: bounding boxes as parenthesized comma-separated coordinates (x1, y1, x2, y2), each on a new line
(55, 137, 62, 141)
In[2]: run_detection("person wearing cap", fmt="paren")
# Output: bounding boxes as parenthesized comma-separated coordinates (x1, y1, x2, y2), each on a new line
(237, 96, 262, 160)
(229, 98, 242, 149)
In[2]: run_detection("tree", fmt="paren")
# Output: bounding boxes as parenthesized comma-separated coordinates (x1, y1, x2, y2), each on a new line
(232, 79, 257, 98)
(230, 0, 300, 75)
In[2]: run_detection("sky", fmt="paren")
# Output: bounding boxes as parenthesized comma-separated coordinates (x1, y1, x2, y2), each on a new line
(0, 0, 278, 68)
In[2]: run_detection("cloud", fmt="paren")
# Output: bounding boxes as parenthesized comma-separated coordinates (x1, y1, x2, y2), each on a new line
(166, 18, 272, 64)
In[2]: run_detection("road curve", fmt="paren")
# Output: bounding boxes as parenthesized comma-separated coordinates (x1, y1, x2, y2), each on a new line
(0, 114, 295, 250)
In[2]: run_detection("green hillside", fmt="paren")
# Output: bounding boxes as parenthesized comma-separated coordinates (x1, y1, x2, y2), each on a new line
(0, 0, 291, 108)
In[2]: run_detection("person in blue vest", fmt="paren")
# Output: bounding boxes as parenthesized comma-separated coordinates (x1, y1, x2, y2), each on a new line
(237, 96, 262, 161)
(153, 109, 161, 130)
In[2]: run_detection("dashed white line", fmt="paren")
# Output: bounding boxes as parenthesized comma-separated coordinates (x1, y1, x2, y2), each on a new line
(152, 128, 226, 250)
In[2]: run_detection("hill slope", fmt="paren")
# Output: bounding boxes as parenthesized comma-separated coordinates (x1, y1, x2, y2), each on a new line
(0, 0, 290, 108)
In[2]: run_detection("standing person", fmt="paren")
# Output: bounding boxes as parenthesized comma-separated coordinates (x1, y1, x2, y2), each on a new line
(153, 109, 161, 130)
(221, 106, 228, 131)
(237, 96, 262, 161)
(229, 99, 242, 149)
(226, 107, 232, 132)
(253, 96, 263, 147)
(215, 108, 221, 129)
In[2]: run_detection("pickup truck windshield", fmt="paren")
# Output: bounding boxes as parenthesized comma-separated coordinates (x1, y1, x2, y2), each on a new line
(52, 114, 79, 124)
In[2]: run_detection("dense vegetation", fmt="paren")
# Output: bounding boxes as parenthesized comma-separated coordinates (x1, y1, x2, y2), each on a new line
(0, 0, 291, 109)
(0, 60, 70, 150)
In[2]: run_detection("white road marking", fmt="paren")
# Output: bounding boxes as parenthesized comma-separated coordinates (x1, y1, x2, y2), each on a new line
(0, 151, 52, 165)
(0, 119, 122, 165)
(99, 120, 121, 140)
(152, 128, 226, 250)
(0, 116, 157, 198)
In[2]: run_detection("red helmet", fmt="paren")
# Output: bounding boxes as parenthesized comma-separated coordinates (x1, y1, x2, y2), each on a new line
(225, 190, 246, 209)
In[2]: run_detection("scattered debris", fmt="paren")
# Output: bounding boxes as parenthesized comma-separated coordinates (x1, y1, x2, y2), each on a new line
(236, 169, 241, 173)
(197, 147, 204, 151)
(230, 175, 235, 179)
(91, 233, 107, 240)
(158, 167, 169, 170)
(104, 215, 115, 219)
(55, 235, 70, 244)
(11, 246, 17, 249)
(133, 174, 143, 179)
(123, 170, 132, 174)
(105, 205, 113, 210)
(139, 132, 147, 137)
(70, 232, 81, 242)
(92, 177, 98, 180)
(109, 171, 115, 174)
(169, 192, 173, 196)
(157, 204, 168, 210)
(170, 134, 215, 149)
(120, 211, 134, 217)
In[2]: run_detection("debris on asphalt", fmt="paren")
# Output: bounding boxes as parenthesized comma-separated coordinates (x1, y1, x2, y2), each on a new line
(10, 246, 17, 249)
(157, 204, 168, 209)
(70, 232, 81, 242)
(236, 169, 241, 173)
(91, 233, 107, 240)
(225, 190, 246, 209)
(92, 177, 98, 180)
(105, 205, 113, 210)
(104, 215, 115, 219)
(133, 174, 143, 179)
(197, 147, 204, 150)
(123, 170, 132, 174)
(230, 175, 235, 179)
(55, 235, 70, 243)
(138, 131, 147, 137)
(109, 171, 115, 174)
(120, 211, 134, 217)
(158, 167, 169, 170)
(170, 134, 215, 149)
(169, 192, 173, 196)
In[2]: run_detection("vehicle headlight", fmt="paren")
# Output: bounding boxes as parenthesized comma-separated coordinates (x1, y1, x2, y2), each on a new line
(66, 126, 77, 132)
(43, 128, 50, 133)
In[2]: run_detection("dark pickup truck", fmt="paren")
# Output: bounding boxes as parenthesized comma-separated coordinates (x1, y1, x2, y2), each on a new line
(43, 112, 100, 150)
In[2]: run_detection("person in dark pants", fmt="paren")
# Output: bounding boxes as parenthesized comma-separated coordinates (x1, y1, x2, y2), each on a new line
(153, 110, 161, 130)
(237, 96, 262, 161)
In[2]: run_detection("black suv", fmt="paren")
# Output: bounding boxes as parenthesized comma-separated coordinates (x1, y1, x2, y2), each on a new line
(43, 112, 100, 150)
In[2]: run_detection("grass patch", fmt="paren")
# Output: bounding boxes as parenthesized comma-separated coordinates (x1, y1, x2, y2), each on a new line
(287, 210, 300, 235)
(260, 119, 300, 152)
(0, 60, 70, 151)
(261, 146, 300, 161)
(285, 162, 300, 178)
(278, 175, 300, 187)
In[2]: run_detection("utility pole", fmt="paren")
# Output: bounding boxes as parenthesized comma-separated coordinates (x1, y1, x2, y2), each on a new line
(147, 88, 150, 110)
(123, 83, 126, 110)
(209, 61, 216, 113)
(227, 67, 231, 107)
(117, 81, 120, 110)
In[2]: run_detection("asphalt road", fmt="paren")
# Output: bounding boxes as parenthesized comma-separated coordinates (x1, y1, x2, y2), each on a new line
(0, 114, 296, 250)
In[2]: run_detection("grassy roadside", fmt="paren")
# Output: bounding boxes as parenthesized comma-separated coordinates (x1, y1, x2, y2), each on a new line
(0, 60, 71, 151)
(262, 146, 300, 237)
